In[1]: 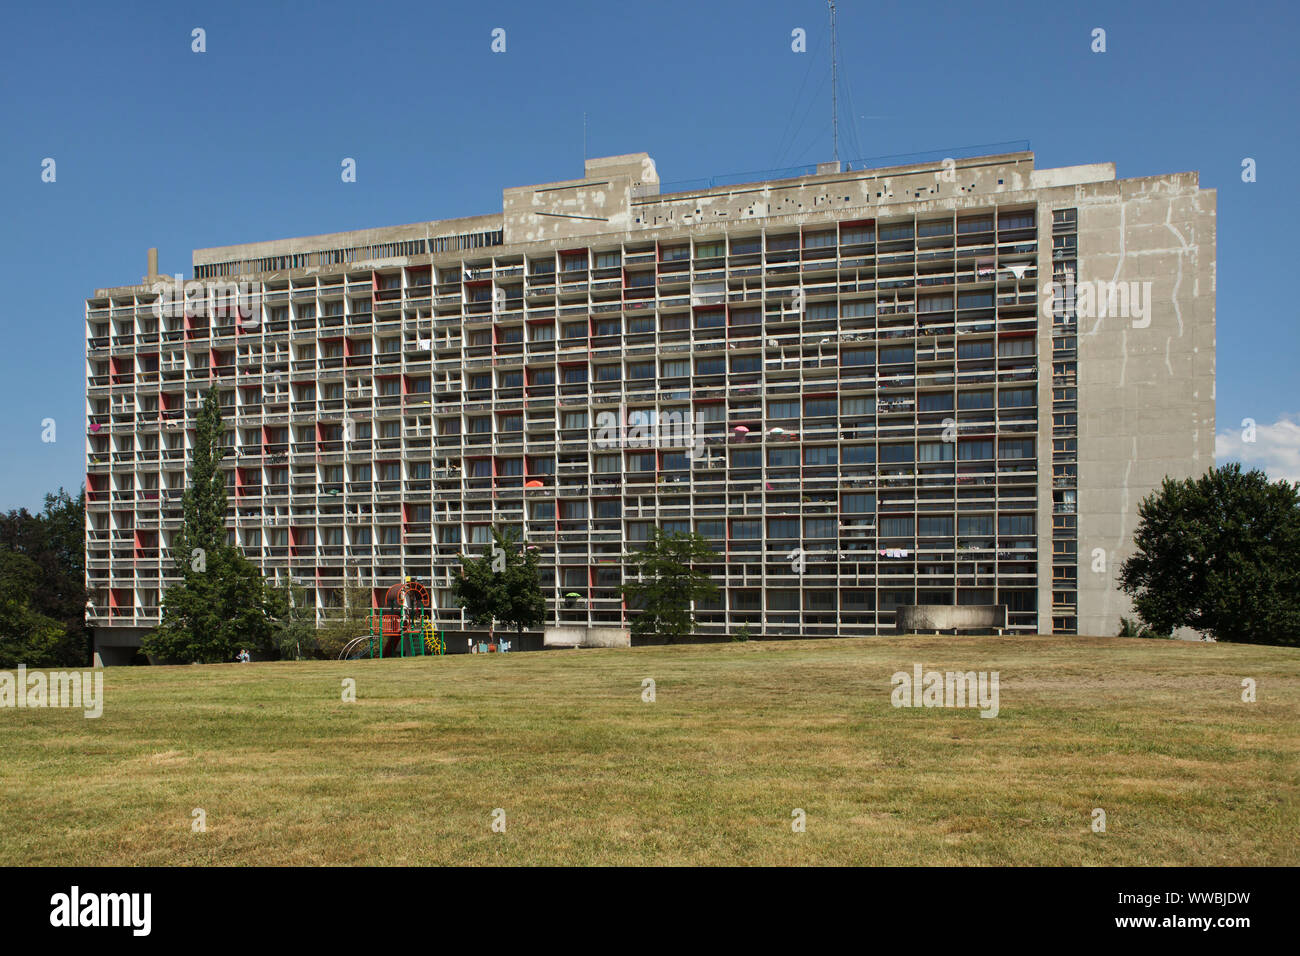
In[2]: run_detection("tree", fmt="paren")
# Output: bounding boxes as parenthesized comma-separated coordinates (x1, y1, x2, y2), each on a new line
(1117, 616, 1171, 640)
(620, 529, 720, 642)
(0, 487, 87, 665)
(315, 579, 373, 658)
(452, 527, 545, 635)
(267, 577, 320, 660)
(1119, 464, 1300, 646)
(145, 390, 275, 663)
(0, 551, 66, 667)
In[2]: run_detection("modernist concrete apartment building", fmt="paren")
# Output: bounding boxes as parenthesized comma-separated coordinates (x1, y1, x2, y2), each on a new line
(84, 150, 1215, 663)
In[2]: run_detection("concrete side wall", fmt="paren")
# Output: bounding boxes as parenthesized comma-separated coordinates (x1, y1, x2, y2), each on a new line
(896, 605, 1008, 632)
(1073, 175, 1216, 636)
(543, 626, 631, 648)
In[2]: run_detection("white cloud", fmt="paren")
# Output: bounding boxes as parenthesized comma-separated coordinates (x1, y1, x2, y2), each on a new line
(1215, 413, 1300, 484)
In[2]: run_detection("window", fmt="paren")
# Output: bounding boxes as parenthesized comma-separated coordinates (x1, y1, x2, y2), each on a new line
(842, 493, 875, 513)
(531, 502, 555, 520)
(695, 311, 725, 329)
(919, 392, 954, 412)
(594, 455, 620, 473)
(999, 438, 1034, 459)
(563, 501, 588, 519)
(661, 359, 690, 378)
(999, 514, 1035, 535)
(697, 519, 724, 539)
(730, 449, 761, 468)
(469, 416, 491, 433)
(958, 515, 993, 536)
(803, 230, 836, 248)
(918, 441, 954, 462)
(804, 519, 836, 538)
(529, 323, 555, 341)
(998, 337, 1035, 358)
(1000, 388, 1035, 408)
(957, 291, 994, 309)
(470, 373, 490, 390)
(918, 293, 954, 312)
(878, 222, 914, 241)
(880, 443, 914, 463)
(769, 400, 800, 419)
(499, 372, 523, 388)
(768, 590, 799, 610)
(958, 440, 994, 460)
(499, 326, 524, 344)
(767, 448, 798, 468)
(804, 398, 837, 417)
(530, 369, 555, 386)
(408, 462, 430, 480)
(730, 237, 762, 255)
(958, 215, 993, 234)
(843, 349, 872, 366)
(562, 367, 588, 384)
(695, 240, 725, 259)
(842, 397, 872, 416)
(628, 316, 655, 334)
(998, 211, 1035, 230)
(803, 446, 837, 466)
(661, 245, 690, 262)
(767, 518, 799, 538)
(595, 319, 621, 336)
(880, 346, 914, 364)
(842, 445, 875, 464)
(594, 251, 620, 269)
(497, 458, 523, 476)
(662, 452, 689, 471)
(730, 355, 761, 373)
(562, 410, 588, 429)
(595, 365, 621, 382)
(806, 590, 837, 611)
(627, 452, 654, 472)
(840, 226, 873, 244)
(696, 358, 725, 376)
(627, 362, 655, 379)
(958, 390, 994, 410)
(732, 520, 761, 539)
(958, 340, 994, 360)
(880, 517, 914, 537)
(730, 308, 760, 326)
(596, 500, 622, 518)
(918, 516, 953, 537)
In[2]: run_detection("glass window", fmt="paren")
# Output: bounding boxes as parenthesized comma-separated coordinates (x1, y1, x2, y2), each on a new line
(958, 340, 994, 360)
(880, 516, 914, 537)
(958, 390, 994, 410)
(767, 518, 799, 538)
(842, 493, 875, 513)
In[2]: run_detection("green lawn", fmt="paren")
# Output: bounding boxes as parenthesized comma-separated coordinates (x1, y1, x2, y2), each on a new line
(1, 635, 1296, 865)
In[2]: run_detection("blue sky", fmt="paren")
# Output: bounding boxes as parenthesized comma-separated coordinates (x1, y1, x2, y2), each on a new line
(1, 0, 1296, 509)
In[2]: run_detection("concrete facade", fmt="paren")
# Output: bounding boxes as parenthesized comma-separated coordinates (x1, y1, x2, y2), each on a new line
(84, 150, 1214, 660)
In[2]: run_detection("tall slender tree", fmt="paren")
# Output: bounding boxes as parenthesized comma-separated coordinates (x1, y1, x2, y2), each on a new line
(146, 390, 276, 662)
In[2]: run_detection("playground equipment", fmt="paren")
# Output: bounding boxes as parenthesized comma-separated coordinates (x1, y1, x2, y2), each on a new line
(339, 578, 446, 660)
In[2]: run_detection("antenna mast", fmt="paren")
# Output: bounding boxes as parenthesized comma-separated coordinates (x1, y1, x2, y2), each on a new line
(829, 1, 839, 164)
